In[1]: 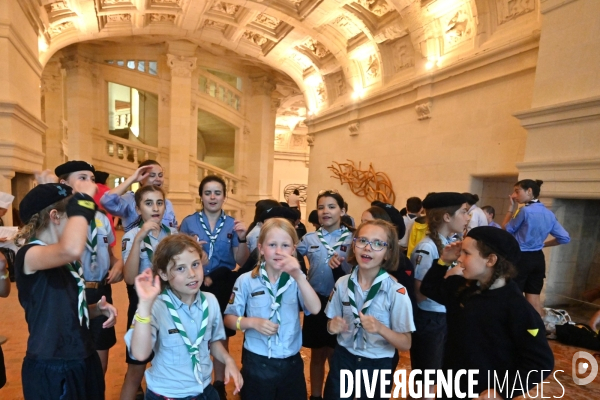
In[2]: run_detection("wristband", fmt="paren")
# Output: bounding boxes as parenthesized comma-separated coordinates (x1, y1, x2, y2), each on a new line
(236, 316, 245, 332)
(237, 237, 247, 243)
(66, 193, 97, 223)
(438, 259, 452, 267)
(134, 313, 151, 324)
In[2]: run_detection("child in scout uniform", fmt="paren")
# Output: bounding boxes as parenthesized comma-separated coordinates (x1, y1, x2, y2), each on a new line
(296, 190, 353, 400)
(420, 226, 554, 399)
(127, 234, 242, 400)
(56, 160, 124, 374)
(409, 192, 470, 399)
(224, 218, 320, 400)
(323, 219, 414, 400)
(100, 160, 177, 232)
(502, 179, 570, 316)
(121, 184, 176, 400)
(14, 182, 117, 400)
(179, 175, 249, 399)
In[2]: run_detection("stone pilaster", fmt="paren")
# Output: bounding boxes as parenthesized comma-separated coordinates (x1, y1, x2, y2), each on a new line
(41, 59, 66, 169)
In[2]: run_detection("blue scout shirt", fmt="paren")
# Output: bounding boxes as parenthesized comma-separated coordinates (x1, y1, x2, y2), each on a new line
(121, 226, 175, 274)
(82, 211, 115, 281)
(505, 201, 570, 251)
(296, 228, 352, 296)
(325, 268, 415, 358)
(489, 221, 502, 229)
(125, 289, 225, 398)
(411, 234, 454, 313)
(224, 271, 309, 358)
(246, 223, 262, 253)
(179, 212, 239, 275)
(100, 191, 177, 232)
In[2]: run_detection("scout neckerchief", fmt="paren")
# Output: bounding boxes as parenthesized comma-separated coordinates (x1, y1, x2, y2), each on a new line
(346, 267, 388, 350)
(138, 220, 171, 261)
(86, 217, 98, 271)
(198, 210, 226, 260)
(260, 261, 294, 358)
(317, 226, 351, 262)
(29, 238, 89, 327)
(161, 289, 209, 386)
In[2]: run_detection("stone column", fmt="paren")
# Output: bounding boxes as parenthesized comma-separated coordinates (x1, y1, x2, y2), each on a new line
(0, 170, 15, 226)
(60, 47, 96, 163)
(166, 53, 197, 219)
(244, 74, 277, 216)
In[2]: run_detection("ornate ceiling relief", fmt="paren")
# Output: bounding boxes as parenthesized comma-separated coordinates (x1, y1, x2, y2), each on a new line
(315, 82, 327, 107)
(148, 14, 177, 22)
(331, 15, 362, 40)
(204, 19, 227, 31)
(365, 54, 379, 80)
(107, 13, 132, 22)
(48, 21, 75, 37)
(243, 31, 269, 46)
(254, 13, 281, 29)
(496, 0, 535, 24)
(210, 1, 239, 15)
(287, 52, 313, 71)
(303, 38, 330, 58)
(355, 0, 392, 17)
(45, 1, 77, 24)
(440, 5, 474, 52)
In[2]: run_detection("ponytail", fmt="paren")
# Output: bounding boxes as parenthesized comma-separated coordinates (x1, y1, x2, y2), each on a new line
(515, 179, 543, 198)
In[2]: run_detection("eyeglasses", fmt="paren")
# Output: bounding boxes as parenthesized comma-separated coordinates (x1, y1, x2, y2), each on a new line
(353, 237, 388, 251)
(317, 189, 339, 196)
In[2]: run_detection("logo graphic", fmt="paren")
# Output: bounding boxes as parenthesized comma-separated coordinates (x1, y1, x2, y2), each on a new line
(572, 351, 598, 385)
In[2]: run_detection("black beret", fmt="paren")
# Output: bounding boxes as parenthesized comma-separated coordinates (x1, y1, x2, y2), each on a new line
(371, 201, 406, 239)
(259, 206, 299, 223)
(467, 226, 521, 265)
(422, 192, 467, 209)
(94, 171, 109, 185)
(20, 183, 73, 224)
(308, 210, 319, 224)
(55, 161, 95, 178)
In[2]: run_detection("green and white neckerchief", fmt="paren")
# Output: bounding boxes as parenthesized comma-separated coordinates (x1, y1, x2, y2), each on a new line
(138, 220, 171, 261)
(317, 226, 351, 262)
(346, 267, 388, 350)
(260, 261, 294, 358)
(86, 217, 98, 271)
(198, 211, 226, 260)
(29, 239, 89, 327)
(160, 289, 209, 386)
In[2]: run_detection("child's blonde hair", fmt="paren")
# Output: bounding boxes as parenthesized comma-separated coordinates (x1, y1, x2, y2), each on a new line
(152, 235, 205, 291)
(15, 197, 70, 247)
(347, 219, 399, 272)
(251, 218, 299, 278)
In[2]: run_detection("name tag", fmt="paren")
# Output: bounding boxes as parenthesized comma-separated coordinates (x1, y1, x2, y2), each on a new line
(310, 245, 320, 250)
(342, 301, 350, 306)
(168, 328, 180, 334)
(251, 290, 265, 297)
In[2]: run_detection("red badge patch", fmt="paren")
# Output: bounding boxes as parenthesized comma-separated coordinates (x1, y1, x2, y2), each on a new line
(397, 288, 406, 295)
(405, 270, 412, 276)
(228, 292, 235, 304)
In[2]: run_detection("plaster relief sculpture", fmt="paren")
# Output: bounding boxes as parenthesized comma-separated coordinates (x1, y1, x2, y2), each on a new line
(288, 52, 312, 70)
(204, 19, 227, 30)
(49, 1, 69, 11)
(243, 31, 268, 46)
(415, 102, 431, 120)
(107, 13, 132, 22)
(496, 0, 535, 24)
(374, 24, 406, 43)
(284, 184, 307, 204)
(48, 21, 74, 37)
(286, 0, 304, 8)
(211, 1, 239, 15)
(315, 82, 327, 107)
(328, 160, 396, 205)
(331, 15, 362, 39)
(255, 13, 280, 29)
(305, 38, 330, 58)
(348, 121, 359, 136)
(391, 39, 414, 72)
(333, 72, 347, 96)
(365, 54, 379, 80)
(149, 14, 176, 22)
(355, 0, 391, 17)
(167, 54, 197, 77)
(441, 5, 474, 52)
(306, 134, 315, 146)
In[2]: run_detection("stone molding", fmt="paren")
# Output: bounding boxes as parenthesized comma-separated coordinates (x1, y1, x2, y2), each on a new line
(513, 96, 600, 129)
(540, 0, 578, 14)
(0, 102, 47, 134)
(0, 21, 43, 77)
(166, 54, 197, 78)
(0, 141, 45, 172)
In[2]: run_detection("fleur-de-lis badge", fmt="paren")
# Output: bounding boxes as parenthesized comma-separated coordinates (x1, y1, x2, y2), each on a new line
(57, 186, 67, 197)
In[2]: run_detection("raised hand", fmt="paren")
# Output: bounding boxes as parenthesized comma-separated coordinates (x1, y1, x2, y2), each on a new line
(277, 252, 302, 278)
(34, 169, 59, 184)
(329, 253, 345, 269)
(134, 268, 161, 303)
(440, 241, 462, 264)
(97, 295, 118, 328)
(131, 165, 155, 183)
(359, 311, 382, 334)
(328, 316, 349, 334)
(233, 220, 248, 241)
(72, 179, 98, 198)
(139, 220, 160, 238)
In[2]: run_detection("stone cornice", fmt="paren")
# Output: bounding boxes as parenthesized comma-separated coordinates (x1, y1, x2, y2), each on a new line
(513, 96, 600, 129)
(0, 102, 46, 133)
(0, 22, 43, 77)
(0, 141, 45, 172)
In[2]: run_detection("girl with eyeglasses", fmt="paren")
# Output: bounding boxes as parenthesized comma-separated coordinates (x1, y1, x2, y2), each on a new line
(296, 190, 353, 400)
(323, 219, 414, 400)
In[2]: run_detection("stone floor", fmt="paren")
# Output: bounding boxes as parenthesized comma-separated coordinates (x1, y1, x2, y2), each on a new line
(1, 233, 599, 398)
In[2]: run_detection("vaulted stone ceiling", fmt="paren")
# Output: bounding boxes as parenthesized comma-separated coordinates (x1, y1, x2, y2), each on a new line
(22, 0, 537, 116)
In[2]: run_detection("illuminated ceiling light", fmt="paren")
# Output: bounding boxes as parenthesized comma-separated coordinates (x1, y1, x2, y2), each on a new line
(304, 74, 321, 87)
(38, 36, 49, 53)
(425, 60, 435, 70)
